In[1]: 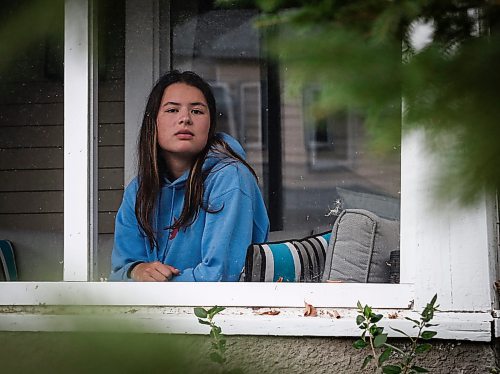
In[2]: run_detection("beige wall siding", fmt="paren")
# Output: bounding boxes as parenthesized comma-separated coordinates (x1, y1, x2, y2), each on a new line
(0, 79, 64, 280)
(0, 68, 125, 281)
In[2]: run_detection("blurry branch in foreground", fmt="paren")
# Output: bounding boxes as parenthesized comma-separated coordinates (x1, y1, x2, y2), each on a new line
(0, 0, 63, 75)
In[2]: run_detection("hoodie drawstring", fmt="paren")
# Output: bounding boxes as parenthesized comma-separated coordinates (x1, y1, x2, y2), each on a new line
(161, 186, 177, 263)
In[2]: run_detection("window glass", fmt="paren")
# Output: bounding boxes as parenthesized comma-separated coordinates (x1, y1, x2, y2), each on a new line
(282, 83, 401, 231)
(95, 0, 126, 281)
(95, 0, 400, 282)
(169, 0, 265, 184)
(0, 0, 64, 280)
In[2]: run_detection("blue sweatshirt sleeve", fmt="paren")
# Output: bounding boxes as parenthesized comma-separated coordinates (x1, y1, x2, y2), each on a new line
(172, 164, 269, 282)
(109, 179, 150, 281)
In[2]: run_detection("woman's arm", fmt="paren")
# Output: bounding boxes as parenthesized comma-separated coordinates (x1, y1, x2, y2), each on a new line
(109, 180, 152, 281)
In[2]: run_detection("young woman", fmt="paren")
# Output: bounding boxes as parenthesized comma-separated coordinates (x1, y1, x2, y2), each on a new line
(110, 70, 269, 282)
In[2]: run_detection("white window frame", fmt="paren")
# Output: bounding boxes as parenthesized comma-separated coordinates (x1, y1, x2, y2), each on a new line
(0, 0, 498, 342)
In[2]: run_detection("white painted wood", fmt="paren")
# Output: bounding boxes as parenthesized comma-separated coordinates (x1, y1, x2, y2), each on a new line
(124, 0, 160, 186)
(0, 306, 491, 341)
(89, 0, 99, 281)
(403, 129, 496, 311)
(493, 313, 500, 338)
(399, 129, 420, 286)
(64, 0, 93, 281)
(0, 282, 413, 309)
(63, 0, 98, 281)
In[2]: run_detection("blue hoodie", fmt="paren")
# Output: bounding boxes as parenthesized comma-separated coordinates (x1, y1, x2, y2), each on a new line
(109, 133, 269, 281)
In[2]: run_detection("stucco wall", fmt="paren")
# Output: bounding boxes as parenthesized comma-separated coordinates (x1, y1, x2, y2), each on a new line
(226, 336, 498, 373)
(1, 332, 498, 373)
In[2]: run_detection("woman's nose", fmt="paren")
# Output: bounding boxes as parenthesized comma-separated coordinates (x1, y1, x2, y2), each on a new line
(178, 109, 192, 125)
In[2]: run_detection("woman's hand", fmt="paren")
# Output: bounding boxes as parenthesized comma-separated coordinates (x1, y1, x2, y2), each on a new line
(130, 261, 180, 281)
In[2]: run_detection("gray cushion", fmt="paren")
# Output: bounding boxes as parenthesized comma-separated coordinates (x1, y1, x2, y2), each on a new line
(322, 209, 399, 283)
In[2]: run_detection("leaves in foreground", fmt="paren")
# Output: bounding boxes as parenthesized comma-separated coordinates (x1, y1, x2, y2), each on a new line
(195, 306, 244, 373)
(354, 294, 439, 373)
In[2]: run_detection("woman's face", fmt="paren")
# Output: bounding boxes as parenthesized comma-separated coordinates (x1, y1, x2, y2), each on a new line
(156, 83, 211, 167)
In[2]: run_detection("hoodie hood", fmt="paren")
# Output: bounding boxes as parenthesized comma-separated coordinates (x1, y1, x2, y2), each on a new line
(164, 132, 245, 187)
(216, 132, 246, 159)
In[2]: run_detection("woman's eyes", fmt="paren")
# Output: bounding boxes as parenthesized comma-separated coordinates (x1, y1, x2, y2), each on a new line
(164, 108, 205, 114)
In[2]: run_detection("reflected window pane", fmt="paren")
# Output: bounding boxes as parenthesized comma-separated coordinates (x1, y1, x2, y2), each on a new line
(282, 81, 401, 231)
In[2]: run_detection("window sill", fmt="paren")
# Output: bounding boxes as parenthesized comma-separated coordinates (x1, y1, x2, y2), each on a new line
(0, 282, 493, 341)
(0, 304, 492, 342)
(0, 282, 412, 308)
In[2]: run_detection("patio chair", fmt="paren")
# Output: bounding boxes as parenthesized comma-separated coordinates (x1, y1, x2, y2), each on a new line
(0, 240, 18, 281)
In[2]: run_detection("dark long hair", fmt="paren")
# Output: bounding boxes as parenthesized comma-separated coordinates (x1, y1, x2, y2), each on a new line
(136, 70, 257, 250)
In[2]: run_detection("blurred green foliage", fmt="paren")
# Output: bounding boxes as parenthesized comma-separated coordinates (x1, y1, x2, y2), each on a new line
(0, 0, 63, 77)
(220, 0, 500, 204)
(0, 330, 215, 374)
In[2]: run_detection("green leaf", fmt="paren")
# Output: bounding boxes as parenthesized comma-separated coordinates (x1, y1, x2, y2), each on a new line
(374, 333, 388, 348)
(382, 365, 402, 374)
(209, 352, 225, 364)
(415, 343, 432, 354)
(353, 339, 368, 349)
(361, 355, 373, 369)
(411, 365, 429, 373)
(363, 305, 372, 317)
(357, 300, 363, 310)
(197, 318, 211, 326)
(404, 317, 420, 325)
(370, 325, 384, 336)
(390, 327, 411, 338)
(383, 343, 405, 355)
(371, 314, 383, 323)
(194, 307, 208, 319)
(356, 315, 365, 326)
(425, 323, 439, 327)
(219, 339, 227, 351)
(430, 294, 438, 306)
(211, 329, 224, 339)
(421, 330, 437, 340)
(378, 347, 392, 365)
(208, 306, 226, 318)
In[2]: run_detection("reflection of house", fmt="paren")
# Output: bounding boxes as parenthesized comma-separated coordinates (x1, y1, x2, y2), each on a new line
(1, 2, 498, 370)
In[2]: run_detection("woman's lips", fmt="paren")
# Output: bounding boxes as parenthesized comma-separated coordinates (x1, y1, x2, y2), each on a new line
(175, 130, 194, 139)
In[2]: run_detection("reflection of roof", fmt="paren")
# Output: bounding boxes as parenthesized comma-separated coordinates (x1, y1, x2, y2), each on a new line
(172, 9, 260, 59)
